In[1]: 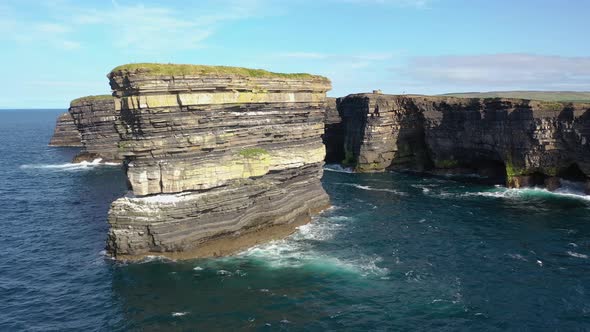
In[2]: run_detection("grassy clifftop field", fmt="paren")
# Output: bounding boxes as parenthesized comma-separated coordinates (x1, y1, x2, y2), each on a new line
(441, 91, 590, 103)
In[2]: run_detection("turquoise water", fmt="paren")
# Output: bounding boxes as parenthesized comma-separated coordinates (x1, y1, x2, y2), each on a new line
(1, 110, 590, 331)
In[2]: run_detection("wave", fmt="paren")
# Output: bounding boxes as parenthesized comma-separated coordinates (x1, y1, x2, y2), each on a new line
(336, 183, 407, 195)
(566, 251, 588, 259)
(20, 158, 119, 171)
(171, 312, 189, 317)
(464, 186, 590, 202)
(324, 164, 354, 173)
(238, 217, 388, 277)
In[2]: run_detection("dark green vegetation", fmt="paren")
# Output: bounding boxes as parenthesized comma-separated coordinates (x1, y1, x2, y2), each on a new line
(70, 95, 112, 106)
(442, 91, 590, 103)
(238, 147, 269, 158)
(110, 63, 328, 80)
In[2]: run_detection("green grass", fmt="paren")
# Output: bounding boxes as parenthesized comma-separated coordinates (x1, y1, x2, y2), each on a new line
(441, 91, 590, 103)
(342, 150, 357, 166)
(110, 63, 328, 80)
(70, 95, 112, 105)
(239, 147, 269, 158)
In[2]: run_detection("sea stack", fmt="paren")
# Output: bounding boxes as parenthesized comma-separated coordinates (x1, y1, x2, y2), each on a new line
(48, 112, 82, 147)
(336, 93, 590, 188)
(105, 63, 332, 260)
(68, 95, 122, 163)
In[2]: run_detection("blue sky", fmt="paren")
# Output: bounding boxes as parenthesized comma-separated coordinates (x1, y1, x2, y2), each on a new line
(1, 0, 589, 108)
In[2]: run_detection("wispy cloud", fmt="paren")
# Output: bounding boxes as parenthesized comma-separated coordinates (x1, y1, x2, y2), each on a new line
(0, 0, 269, 52)
(395, 54, 590, 91)
(334, 0, 435, 8)
(278, 51, 396, 62)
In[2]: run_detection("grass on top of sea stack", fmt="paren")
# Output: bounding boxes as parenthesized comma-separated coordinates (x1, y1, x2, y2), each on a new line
(70, 95, 113, 106)
(109, 63, 329, 80)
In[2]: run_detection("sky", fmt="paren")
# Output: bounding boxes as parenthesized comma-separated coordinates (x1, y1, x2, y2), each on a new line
(1, 0, 589, 108)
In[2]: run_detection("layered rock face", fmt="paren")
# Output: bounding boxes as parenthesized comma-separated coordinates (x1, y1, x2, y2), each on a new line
(48, 112, 82, 147)
(323, 97, 346, 163)
(337, 93, 590, 189)
(106, 64, 332, 259)
(68, 95, 121, 163)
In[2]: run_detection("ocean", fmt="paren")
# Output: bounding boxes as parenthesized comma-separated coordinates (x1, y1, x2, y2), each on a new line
(1, 109, 590, 331)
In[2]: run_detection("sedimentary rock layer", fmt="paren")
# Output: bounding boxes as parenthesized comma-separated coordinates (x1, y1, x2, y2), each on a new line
(68, 95, 121, 163)
(106, 64, 331, 259)
(48, 112, 82, 147)
(323, 97, 346, 163)
(337, 93, 590, 189)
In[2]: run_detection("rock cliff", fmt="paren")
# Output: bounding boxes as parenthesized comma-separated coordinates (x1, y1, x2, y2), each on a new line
(105, 63, 332, 259)
(68, 95, 121, 163)
(323, 97, 345, 163)
(48, 112, 82, 147)
(336, 93, 590, 190)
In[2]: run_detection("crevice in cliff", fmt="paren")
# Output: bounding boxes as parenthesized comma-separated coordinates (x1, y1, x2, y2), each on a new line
(158, 163, 164, 193)
(558, 163, 588, 182)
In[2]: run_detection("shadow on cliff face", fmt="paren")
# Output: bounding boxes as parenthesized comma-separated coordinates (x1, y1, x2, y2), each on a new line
(423, 98, 510, 185)
(387, 97, 433, 172)
(338, 96, 368, 167)
(330, 94, 590, 190)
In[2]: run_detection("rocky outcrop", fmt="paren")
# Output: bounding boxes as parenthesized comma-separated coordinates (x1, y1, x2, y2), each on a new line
(105, 63, 331, 260)
(48, 112, 82, 147)
(323, 97, 346, 163)
(336, 93, 590, 189)
(68, 95, 121, 163)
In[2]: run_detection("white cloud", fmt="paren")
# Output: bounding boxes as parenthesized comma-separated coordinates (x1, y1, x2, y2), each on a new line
(278, 51, 395, 62)
(396, 54, 590, 91)
(0, 0, 269, 53)
(61, 40, 80, 50)
(334, 0, 434, 8)
(280, 52, 329, 59)
(36, 22, 69, 34)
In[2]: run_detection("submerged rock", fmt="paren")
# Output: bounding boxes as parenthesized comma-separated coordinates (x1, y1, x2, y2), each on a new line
(105, 63, 332, 260)
(336, 93, 590, 189)
(48, 112, 82, 147)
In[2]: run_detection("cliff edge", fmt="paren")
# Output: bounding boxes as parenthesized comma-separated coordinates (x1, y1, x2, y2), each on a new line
(106, 63, 332, 260)
(68, 95, 122, 163)
(48, 112, 82, 147)
(337, 93, 590, 190)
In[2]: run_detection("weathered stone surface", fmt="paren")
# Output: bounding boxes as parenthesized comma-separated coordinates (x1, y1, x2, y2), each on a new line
(336, 93, 590, 188)
(68, 95, 122, 163)
(323, 97, 346, 163)
(48, 112, 82, 147)
(106, 64, 332, 259)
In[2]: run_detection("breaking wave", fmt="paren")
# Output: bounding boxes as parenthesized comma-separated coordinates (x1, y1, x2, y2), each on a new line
(238, 215, 389, 278)
(566, 251, 588, 259)
(336, 183, 407, 195)
(20, 158, 119, 171)
(465, 185, 590, 202)
(324, 164, 354, 173)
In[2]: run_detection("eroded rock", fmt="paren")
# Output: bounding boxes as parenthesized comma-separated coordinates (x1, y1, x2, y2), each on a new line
(105, 63, 332, 260)
(336, 93, 590, 189)
(68, 95, 122, 163)
(48, 112, 82, 147)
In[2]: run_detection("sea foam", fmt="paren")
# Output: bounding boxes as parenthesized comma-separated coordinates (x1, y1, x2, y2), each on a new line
(337, 183, 407, 195)
(465, 186, 590, 202)
(20, 158, 119, 171)
(324, 164, 354, 173)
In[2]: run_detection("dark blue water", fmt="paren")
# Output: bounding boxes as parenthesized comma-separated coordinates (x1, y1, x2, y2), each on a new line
(1, 110, 590, 331)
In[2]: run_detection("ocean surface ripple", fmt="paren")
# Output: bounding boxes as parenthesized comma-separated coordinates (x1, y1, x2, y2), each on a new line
(1, 110, 590, 331)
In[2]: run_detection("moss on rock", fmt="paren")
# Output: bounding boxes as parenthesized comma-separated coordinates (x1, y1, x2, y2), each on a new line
(434, 159, 459, 169)
(239, 147, 269, 158)
(109, 63, 328, 80)
(70, 95, 112, 106)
